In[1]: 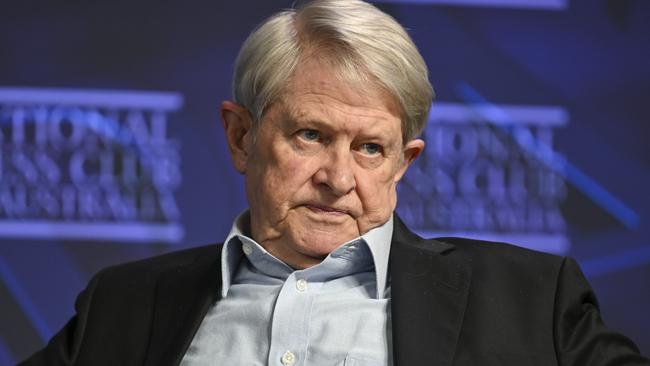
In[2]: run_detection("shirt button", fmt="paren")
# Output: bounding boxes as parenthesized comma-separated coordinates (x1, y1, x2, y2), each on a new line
(281, 351, 296, 366)
(242, 243, 253, 256)
(295, 279, 308, 292)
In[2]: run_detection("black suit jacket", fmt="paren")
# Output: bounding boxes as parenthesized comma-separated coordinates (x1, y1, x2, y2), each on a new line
(21, 218, 649, 365)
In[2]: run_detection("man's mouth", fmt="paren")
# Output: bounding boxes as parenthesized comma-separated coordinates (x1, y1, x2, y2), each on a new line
(304, 204, 348, 215)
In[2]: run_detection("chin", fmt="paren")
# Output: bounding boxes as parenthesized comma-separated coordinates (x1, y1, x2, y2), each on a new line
(287, 212, 360, 253)
(296, 231, 357, 256)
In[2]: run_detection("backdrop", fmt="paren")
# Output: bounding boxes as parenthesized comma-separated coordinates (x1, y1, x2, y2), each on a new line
(1, 0, 649, 363)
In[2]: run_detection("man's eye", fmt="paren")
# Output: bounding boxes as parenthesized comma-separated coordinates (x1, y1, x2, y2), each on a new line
(360, 143, 382, 155)
(298, 129, 320, 141)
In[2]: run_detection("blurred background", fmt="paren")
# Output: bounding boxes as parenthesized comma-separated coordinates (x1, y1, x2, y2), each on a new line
(1, 0, 649, 363)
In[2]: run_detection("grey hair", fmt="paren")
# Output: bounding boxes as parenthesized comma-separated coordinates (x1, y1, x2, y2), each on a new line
(232, 0, 434, 142)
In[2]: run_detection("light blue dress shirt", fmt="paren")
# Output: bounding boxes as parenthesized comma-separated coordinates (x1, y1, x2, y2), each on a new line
(181, 212, 394, 366)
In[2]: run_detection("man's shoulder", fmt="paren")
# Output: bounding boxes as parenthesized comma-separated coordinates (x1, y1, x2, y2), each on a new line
(95, 243, 223, 287)
(430, 236, 566, 278)
(393, 216, 562, 266)
(435, 236, 560, 259)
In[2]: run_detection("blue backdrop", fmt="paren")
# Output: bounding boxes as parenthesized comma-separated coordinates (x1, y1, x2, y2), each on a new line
(1, 0, 649, 363)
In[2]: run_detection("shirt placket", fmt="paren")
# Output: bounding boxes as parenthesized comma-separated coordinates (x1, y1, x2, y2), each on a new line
(268, 272, 321, 366)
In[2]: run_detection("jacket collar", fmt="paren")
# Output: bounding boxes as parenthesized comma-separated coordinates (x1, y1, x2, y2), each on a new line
(390, 215, 472, 366)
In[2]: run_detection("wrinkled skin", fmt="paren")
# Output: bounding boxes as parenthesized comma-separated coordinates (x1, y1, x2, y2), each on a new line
(222, 58, 424, 269)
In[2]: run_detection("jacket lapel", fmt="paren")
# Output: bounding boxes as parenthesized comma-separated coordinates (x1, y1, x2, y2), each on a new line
(390, 217, 471, 366)
(144, 250, 222, 366)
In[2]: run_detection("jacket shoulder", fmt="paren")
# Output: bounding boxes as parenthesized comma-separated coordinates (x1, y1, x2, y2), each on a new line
(430, 236, 567, 294)
(18, 244, 224, 365)
(97, 243, 223, 286)
(434, 236, 563, 267)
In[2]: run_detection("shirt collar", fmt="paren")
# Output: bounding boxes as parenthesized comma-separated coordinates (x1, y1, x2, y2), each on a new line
(220, 210, 393, 299)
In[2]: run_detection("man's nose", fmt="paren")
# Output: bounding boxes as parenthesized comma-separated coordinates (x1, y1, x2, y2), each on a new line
(312, 148, 356, 196)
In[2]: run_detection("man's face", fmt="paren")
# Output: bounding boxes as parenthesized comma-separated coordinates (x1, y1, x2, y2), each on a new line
(222, 58, 424, 268)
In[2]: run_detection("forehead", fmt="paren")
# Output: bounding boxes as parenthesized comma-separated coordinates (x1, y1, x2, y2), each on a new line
(276, 57, 403, 131)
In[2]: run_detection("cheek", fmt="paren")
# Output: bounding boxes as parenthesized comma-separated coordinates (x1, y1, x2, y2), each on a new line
(278, 155, 308, 180)
(358, 172, 398, 218)
(258, 147, 318, 199)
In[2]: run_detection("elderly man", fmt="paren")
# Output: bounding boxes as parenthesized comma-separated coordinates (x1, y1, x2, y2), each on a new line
(21, 1, 649, 365)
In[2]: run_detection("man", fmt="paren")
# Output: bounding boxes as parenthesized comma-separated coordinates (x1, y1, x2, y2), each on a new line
(21, 1, 649, 365)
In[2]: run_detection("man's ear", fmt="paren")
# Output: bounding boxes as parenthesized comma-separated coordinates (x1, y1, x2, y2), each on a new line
(394, 138, 425, 183)
(221, 101, 253, 173)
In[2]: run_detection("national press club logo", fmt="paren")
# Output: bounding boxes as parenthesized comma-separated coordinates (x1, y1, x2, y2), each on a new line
(397, 102, 569, 254)
(0, 87, 184, 243)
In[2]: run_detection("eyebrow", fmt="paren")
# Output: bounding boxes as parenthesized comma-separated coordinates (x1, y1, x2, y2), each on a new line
(282, 105, 335, 130)
(282, 104, 401, 143)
